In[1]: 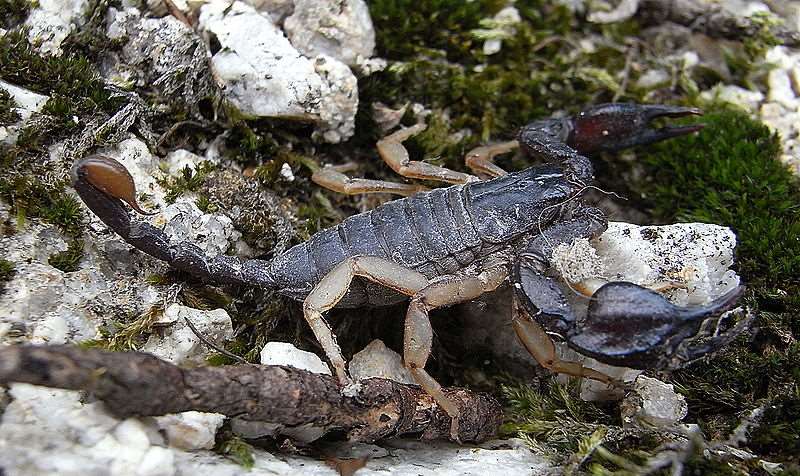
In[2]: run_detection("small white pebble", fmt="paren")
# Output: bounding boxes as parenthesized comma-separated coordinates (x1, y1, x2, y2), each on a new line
(279, 162, 295, 181)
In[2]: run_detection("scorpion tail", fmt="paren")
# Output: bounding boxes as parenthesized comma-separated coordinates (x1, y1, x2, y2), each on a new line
(72, 155, 277, 290)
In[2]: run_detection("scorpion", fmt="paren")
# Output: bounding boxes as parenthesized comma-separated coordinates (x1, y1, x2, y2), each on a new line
(72, 103, 747, 440)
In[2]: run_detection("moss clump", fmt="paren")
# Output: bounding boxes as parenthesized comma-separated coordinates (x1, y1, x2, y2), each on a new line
(103, 305, 163, 351)
(0, 29, 114, 108)
(500, 380, 613, 458)
(0, 0, 31, 30)
(0, 88, 20, 125)
(215, 434, 255, 469)
(48, 238, 84, 272)
(0, 258, 15, 293)
(748, 393, 800, 459)
(0, 26, 121, 241)
(364, 0, 639, 167)
(0, 258, 14, 280)
(158, 162, 217, 204)
(370, 0, 508, 61)
(0, 175, 85, 235)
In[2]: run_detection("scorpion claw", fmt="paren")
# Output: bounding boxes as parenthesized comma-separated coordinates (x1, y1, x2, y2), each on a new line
(638, 104, 705, 142)
(568, 103, 705, 153)
(566, 282, 748, 370)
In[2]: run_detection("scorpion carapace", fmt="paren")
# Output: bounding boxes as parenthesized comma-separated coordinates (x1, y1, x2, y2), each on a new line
(73, 103, 748, 442)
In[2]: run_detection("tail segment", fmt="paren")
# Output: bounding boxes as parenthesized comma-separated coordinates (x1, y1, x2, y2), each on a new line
(72, 155, 276, 289)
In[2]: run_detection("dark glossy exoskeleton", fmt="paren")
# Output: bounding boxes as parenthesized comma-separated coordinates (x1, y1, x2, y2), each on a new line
(72, 103, 748, 441)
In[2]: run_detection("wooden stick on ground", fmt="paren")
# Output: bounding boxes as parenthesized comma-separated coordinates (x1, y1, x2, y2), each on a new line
(0, 345, 502, 443)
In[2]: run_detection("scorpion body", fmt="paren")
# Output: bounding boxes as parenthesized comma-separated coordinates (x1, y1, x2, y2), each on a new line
(269, 161, 573, 306)
(73, 103, 749, 442)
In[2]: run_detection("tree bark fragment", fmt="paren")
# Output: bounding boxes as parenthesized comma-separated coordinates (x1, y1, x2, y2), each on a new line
(0, 345, 502, 443)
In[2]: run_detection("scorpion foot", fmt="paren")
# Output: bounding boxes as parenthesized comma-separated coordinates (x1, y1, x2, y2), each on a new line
(566, 282, 750, 370)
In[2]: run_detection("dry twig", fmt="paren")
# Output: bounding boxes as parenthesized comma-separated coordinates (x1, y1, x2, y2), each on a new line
(0, 345, 502, 443)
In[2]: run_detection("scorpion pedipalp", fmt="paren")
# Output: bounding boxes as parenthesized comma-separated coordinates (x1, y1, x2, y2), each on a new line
(565, 282, 747, 370)
(567, 103, 705, 153)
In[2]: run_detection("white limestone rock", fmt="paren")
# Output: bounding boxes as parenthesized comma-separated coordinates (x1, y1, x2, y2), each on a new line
(621, 375, 688, 428)
(700, 84, 765, 110)
(0, 80, 50, 144)
(635, 69, 670, 90)
(349, 339, 416, 385)
(283, 0, 375, 66)
(171, 438, 552, 475)
(161, 200, 241, 258)
(556, 222, 741, 306)
(0, 80, 49, 122)
(155, 411, 226, 450)
(243, 0, 295, 23)
(105, 7, 218, 110)
(767, 68, 799, 111)
(141, 303, 234, 365)
(0, 384, 176, 476)
(311, 54, 359, 142)
(24, 0, 90, 56)
(259, 341, 332, 375)
(197, 1, 358, 143)
(0, 212, 165, 346)
(163, 149, 211, 175)
(0, 383, 551, 476)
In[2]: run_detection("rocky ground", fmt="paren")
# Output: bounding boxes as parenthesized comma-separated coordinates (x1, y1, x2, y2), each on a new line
(1, 0, 799, 475)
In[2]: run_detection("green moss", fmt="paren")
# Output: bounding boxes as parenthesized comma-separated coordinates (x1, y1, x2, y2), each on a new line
(0, 25, 122, 238)
(371, 0, 507, 61)
(748, 393, 800, 459)
(106, 305, 163, 351)
(742, 12, 782, 61)
(159, 162, 217, 203)
(215, 435, 255, 469)
(48, 238, 84, 272)
(500, 380, 612, 457)
(0, 0, 31, 30)
(363, 0, 645, 169)
(0, 88, 20, 125)
(0, 175, 85, 236)
(0, 258, 15, 293)
(0, 29, 114, 106)
(61, 0, 124, 61)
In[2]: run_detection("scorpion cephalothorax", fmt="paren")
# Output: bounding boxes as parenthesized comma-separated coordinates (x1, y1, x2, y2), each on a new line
(72, 103, 748, 441)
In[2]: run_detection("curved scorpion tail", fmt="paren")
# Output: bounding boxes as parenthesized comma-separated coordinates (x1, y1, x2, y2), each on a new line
(72, 155, 278, 290)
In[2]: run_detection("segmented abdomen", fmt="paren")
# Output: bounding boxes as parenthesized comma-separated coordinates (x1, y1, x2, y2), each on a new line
(267, 185, 486, 306)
